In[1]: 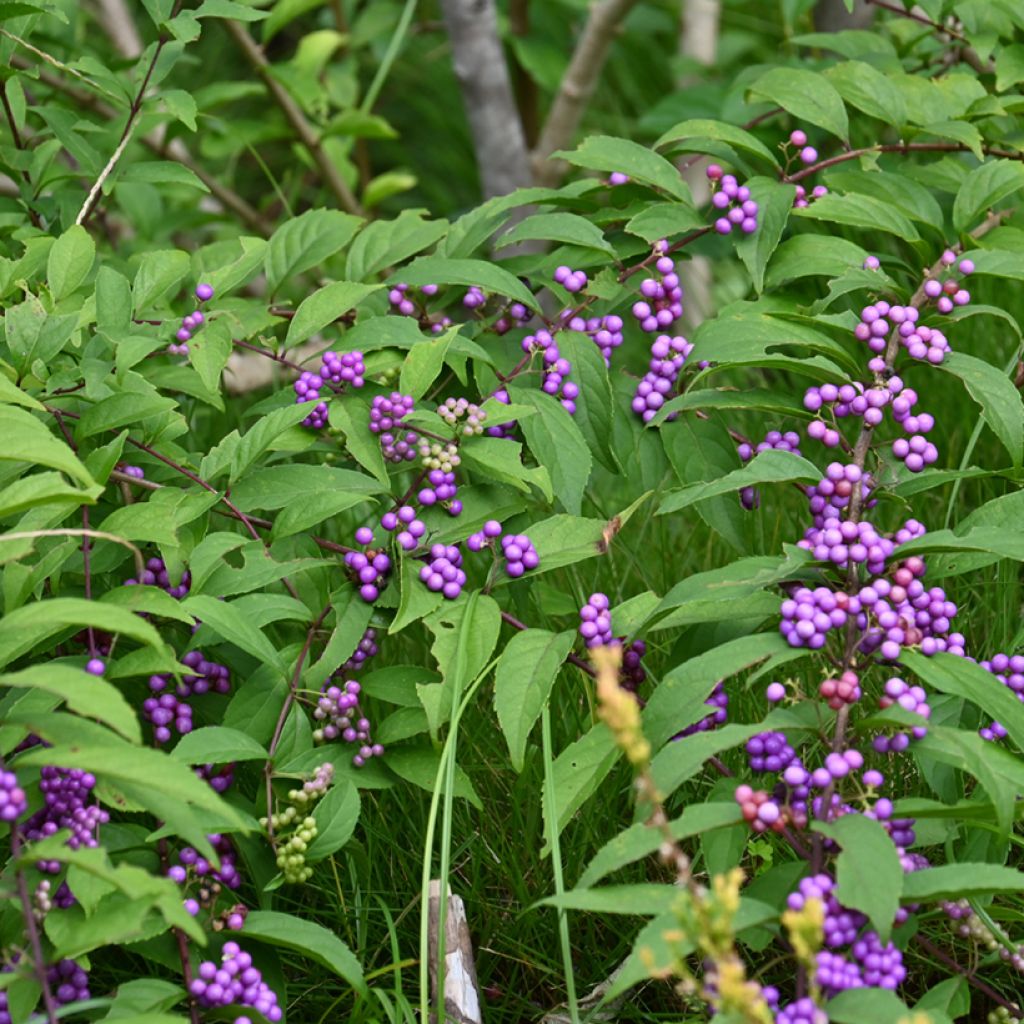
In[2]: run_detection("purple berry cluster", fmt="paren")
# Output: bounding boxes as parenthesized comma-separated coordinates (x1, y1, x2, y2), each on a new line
(24, 767, 109, 873)
(47, 960, 90, 1007)
(125, 555, 190, 598)
(381, 505, 427, 551)
(340, 627, 378, 675)
(630, 333, 693, 422)
(419, 543, 466, 599)
(707, 165, 759, 235)
(144, 651, 230, 743)
(631, 247, 683, 332)
(745, 731, 796, 774)
(418, 469, 462, 516)
(522, 330, 578, 414)
(314, 678, 384, 766)
(143, 691, 192, 744)
(169, 282, 213, 356)
(0, 768, 27, 822)
(677, 682, 728, 737)
(347, 528, 392, 602)
(977, 652, 1024, 741)
(190, 942, 283, 1023)
(553, 264, 588, 293)
(370, 393, 418, 463)
(294, 350, 366, 429)
(922, 250, 973, 313)
(559, 311, 624, 366)
(171, 833, 242, 908)
(485, 389, 516, 439)
(499, 533, 539, 577)
(578, 592, 612, 647)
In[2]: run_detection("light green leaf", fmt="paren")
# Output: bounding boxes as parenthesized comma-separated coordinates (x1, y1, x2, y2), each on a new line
(553, 135, 693, 202)
(395, 256, 538, 312)
(171, 726, 268, 764)
(284, 280, 383, 347)
(953, 160, 1024, 233)
(749, 67, 849, 140)
(0, 405, 96, 486)
(182, 595, 287, 676)
(494, 629, 575, 771)
(265, 209, 362, 295)
(47, 224, 95, 301)
(655, 118, 779, 166)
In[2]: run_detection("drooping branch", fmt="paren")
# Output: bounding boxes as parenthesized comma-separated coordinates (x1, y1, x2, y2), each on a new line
(531, 0, 641, 185)
(438, 0, 533, 199)
(222, 19, 363, 216)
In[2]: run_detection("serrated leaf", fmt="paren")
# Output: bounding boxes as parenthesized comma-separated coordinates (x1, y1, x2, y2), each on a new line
(494, 629, 575, 771)
(825, 61, 906, 126)
(495, 212, 614, 255)
(554, 135, 693, 202)
(306, 779, 360, 860)
(514, 389, 592, 515)
(736, 179, 794, 294)
(655, 118, 779, 166)
(284, 281, 382, 347)
(265, 209, 362, 295)
(749, 67, 849, 140)
(815, 814, 902, 941)
(241, 911, 364, 991)
(181, 595, 287, 676)
(658, 449, 819, 514)
(395, 256, 538, 312)
(171, 726, 268, 764)
(0, 405, 96, 486)
(953, 160, 1024, 233)
(46, 224, 95, 301)
(793, 191, 919, 241)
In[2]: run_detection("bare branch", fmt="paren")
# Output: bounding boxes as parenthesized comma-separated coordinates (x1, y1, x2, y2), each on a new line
(532, 0, 641, 185)
(222, 19, 364, 216)
(439, 0, 533, 199)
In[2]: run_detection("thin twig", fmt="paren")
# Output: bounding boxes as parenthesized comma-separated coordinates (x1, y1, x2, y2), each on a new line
(264, 604, 332, 845)
(0, 79, 43, 228)
(532, 0, 642, 185)
(9, 826, 60, 1024)
(222, 19, 363, 215)
(863, 0, 965, 41)
(785, 141, 1023, 184)
(76, 0, 185, 225)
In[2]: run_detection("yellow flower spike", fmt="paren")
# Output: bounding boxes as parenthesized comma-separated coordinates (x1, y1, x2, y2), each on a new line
(782, 896, 825, 965)
(592, 645, 650, 767)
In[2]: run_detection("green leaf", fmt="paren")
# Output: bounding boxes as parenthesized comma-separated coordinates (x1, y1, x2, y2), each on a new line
(459, 436, 553, 501)
(132, 249, 190, 313)
(736, 179, 794, 293)
(306, 587, 374, 682)
(953, 160, 1024, 233)
(0, 597, 169, 670)
(200, 402, 315, 483)
(181, 595, 287, 676)
(188, 318, 233, 394)
(514, 389, 593, 515)
(815, 814, 902, 941)
(557, 331, 617, 473)
(749, 67, 849, 140)
(121, 161, 209, 191)
(553, 135, 694, 202)
(391, 555, 444, 633)
(284, 281, 383, 347)
(327, 395, 390, 485)
(661, 416, 749, 553)
(0, 472, 100, 519)
(939, 351, 1024, 466)
(655, 118, 779, 166)
(0, 405, 96, 486)
(793, 191, 920, 241)
(95, 266, 133, 336)
(395, 256, 538, 312)
(4, 298, 77, 371)
(643, 633, 789, 749)
(578, 802, 741, 889)
(494, 629, 575, 772)
(539, 883, 675, 914)
(996, 43, 1024, 91)
(901, 863, 1024, 902)
(346, 208, 448, 280)
(658, 448, 819, 514)
(767, 234, 867, 286)
(825, 61, 906, 126)
(76, 392, 178, 439)
(623, 201, 705, 243)
(0, 374, 43, 412)
(827, 989, 915, 1024)
(399, 325, 462, 400)
(46, 224, 95, 301)
(496, 212, 614, 255)
(0, 665, 140, 743)
(384, 744, 481, 808)
(171, 726, 268, 764)
(903, 650, 1024, 750)
(241, 911, 364, 992)
(542, 722, 620, 847)
(264, 209, 362, 295)
(306, 779, 360, 860)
